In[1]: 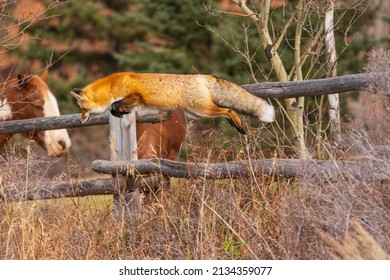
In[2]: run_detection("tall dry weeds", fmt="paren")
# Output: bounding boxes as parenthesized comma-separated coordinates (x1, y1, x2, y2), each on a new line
(280, 173, 389, 259)
(347, 48, 390, 148)
(279, 49, 390, 259)
(317, 219, 390, 260)
(1, 145, 114, 259)
(1, 130, 291, 260)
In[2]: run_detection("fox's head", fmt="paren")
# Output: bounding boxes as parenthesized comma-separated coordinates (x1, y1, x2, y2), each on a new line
(71, 78, 114, 123)
(71, 89, 98, 123)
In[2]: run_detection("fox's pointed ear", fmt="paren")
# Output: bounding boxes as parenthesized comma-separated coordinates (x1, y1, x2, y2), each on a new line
(71, 88, 83, 101)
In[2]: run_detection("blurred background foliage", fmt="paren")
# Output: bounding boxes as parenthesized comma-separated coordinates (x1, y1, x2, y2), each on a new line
(2, 0, 386, 120)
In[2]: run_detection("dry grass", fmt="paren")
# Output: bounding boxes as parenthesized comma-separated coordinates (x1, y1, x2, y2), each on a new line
(0, 128, 291, 260)
(0, 154, 289, 260)
(347, 48, 390, 148)
(278, 48, 390, 260)
(1, 125, 388, 260)
(317, 219, 390, 260)
(280, 169, 389, 259)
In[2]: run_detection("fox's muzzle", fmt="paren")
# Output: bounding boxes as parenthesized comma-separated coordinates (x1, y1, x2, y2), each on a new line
(80, 110, 92, 124)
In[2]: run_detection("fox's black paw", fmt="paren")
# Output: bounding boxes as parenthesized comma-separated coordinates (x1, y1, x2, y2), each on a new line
(110, 108, 125, 118)
(226, 118, 247, 134)
(110, 99, 131, 118)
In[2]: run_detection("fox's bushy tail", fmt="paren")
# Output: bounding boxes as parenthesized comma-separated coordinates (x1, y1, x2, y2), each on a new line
(209, 76, 275, 123)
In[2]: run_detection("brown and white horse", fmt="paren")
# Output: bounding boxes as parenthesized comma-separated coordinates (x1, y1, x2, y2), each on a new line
(134, 109, 186, 194)
(136, 109, 186, 160)
(0, 70, 71, 157)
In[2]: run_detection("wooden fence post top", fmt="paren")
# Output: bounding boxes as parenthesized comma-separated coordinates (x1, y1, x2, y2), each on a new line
(109, 112, 138, 162)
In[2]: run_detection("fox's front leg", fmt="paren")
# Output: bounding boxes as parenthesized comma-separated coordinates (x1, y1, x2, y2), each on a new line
(110, 100, 130, 118)
(110, 95, 140, 118)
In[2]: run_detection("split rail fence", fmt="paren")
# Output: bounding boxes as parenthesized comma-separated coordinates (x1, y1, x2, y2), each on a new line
(1, 73, 386, 202)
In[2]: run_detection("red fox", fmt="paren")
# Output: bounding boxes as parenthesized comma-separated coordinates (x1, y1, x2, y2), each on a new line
(71, 72, 275, 134)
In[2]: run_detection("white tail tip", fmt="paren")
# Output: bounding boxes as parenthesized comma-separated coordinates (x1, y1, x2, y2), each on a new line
(259, 104, 275, 123)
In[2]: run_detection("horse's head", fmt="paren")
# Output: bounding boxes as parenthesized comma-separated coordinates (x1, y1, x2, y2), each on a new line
(7, 70, 71, 157)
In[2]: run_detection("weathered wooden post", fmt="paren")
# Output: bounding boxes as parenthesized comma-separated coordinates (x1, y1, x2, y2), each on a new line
(109, 111, 140, 221)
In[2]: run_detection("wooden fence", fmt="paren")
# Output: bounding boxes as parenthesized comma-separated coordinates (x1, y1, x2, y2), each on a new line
(1, 73, 383, 202)
(0, 73, 369, 135)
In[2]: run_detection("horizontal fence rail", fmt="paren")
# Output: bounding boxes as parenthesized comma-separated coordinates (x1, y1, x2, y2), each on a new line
(0, 178, 117, 202)
(242, 73, 369, 99)
(0, 110, 172, 135)
(91, 157, 389, 182)
(2, 157, 387, 202)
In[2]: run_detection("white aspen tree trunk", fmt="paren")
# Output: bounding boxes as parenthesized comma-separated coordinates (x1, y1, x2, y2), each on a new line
(324, 0, 342, 146)
(109, 112, 140, 223)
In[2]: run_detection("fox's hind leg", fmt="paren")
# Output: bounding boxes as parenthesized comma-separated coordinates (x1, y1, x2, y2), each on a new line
(204, 105, 247, 134)
(225, 110, 247, 134)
